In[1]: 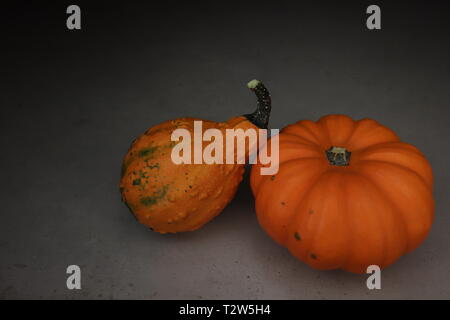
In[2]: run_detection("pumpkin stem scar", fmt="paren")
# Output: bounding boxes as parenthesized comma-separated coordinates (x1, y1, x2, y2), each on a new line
(326, 146, 351, 166)
(244, 79, 272, 129)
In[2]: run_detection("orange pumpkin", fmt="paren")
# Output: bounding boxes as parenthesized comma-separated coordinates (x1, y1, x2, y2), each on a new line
(250, 114, 434, 273)
(120, 80, 271, 233)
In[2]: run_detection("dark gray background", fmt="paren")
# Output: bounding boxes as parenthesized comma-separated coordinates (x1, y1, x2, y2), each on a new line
(1, 1, 449, 299)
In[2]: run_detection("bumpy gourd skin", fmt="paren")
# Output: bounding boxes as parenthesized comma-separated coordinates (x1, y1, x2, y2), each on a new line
(120, 117, 257, 233)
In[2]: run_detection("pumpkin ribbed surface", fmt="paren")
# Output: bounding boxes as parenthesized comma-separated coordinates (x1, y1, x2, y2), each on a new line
(250, 114, 434, 273)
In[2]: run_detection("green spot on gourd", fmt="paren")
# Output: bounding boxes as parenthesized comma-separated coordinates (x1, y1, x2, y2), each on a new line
(310, 253, 317, 260)
(140, 185, 169, 207)
(139, 146, 159, 158)
(133, 178, 141, 186)
(139, 170, 148, 178)
(294, 232, 301, 241)
(270, 175, 275, 181)
(147, 163, 160, 170)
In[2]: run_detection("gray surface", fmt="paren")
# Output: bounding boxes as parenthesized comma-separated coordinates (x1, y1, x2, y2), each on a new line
(1, 2, 450, 299)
